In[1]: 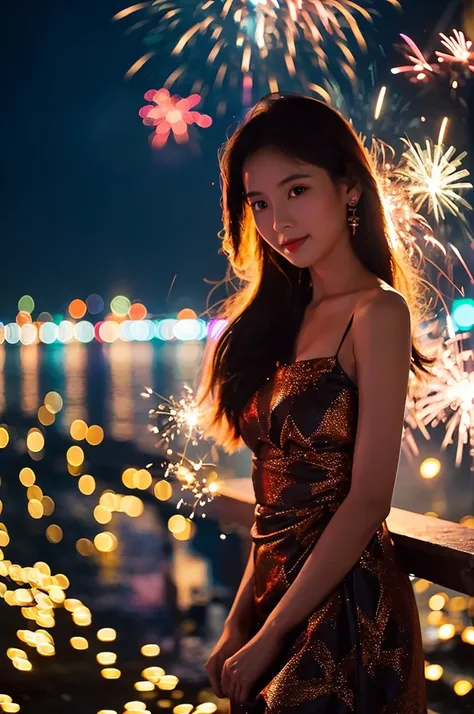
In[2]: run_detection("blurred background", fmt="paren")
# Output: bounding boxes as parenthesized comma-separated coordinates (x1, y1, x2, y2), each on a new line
(2, 1, 474, 713)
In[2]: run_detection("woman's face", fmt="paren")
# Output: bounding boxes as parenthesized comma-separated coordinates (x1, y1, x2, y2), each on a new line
(242, 148, 359, 267)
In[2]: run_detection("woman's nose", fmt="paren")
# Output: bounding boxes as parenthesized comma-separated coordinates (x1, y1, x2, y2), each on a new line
(272, 211, 294, 235)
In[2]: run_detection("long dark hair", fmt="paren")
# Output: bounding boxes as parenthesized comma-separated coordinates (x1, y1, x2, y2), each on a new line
(197, 92, 434, 453)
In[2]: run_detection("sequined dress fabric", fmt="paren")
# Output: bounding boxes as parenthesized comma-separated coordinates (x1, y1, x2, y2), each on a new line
(237, 349, 427, 713)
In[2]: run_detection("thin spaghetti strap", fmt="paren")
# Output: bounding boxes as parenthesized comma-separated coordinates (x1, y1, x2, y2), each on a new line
(335, 314, 355, 358)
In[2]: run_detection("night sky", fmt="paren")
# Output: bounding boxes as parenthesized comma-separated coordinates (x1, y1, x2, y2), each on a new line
(3, 0, 471, 321)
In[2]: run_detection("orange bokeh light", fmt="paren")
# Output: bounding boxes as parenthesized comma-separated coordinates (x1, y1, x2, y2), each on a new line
(177, 308, 197, 320)
(69, 299, 87, 320)
(16, 311, 33, 327)
(128, 303, 147, 321)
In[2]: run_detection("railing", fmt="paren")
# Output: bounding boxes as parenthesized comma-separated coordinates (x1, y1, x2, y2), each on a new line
(210, 478, 474, 714)
(210, 477, 474, 596)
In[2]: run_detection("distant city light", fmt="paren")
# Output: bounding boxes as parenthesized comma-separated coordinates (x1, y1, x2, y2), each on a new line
(18, 295, 35, 313)
(451, 298, 474, 331)
(420, 458, 441, 479)
(69, 299, 87, 320)
(86, 294, 104, 314)
(128, 303, 147, 320)
(110, 295, 131, 317)
(208, 318, 228, 340)
(177, 308, 197, 320)
(0, 300, 228, 346)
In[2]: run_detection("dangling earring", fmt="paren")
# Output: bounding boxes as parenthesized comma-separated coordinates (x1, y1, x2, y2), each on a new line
(347, 197, 360, 236)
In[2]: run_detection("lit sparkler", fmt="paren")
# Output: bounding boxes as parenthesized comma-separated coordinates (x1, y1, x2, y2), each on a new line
(114, 0, 400, 112)
(139, 87, 212, 149)
(395, 118, 473, 223)
(141, 383, 221, 517)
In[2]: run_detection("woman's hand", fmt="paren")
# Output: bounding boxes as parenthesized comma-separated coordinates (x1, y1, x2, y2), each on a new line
(204, 620, 252, 699)
(220, 625, 283, 705)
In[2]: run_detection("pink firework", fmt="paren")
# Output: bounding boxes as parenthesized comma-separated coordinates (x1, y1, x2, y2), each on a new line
(391, 34, 439, 82)
(139, 88, 212, 149)
(436, 29, 474, 73)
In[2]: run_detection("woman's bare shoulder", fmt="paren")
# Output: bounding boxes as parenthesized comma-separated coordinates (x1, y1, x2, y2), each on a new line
(354, 282, 410, 334)
(354, 282, 409, 318)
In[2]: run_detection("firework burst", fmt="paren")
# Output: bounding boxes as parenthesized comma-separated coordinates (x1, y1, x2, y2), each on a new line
(139, 87, 212, 149)
(436, 29, 474, 72)
(369, 138, 442, 256)
(141, 383, 221, 518)
(391, 33, 439, 82)
(367, 137, 474, 341)
(329, 74, 417, 144)
(114, 0, 400, 113)
(395, 118, 473, 223)
(406, 335, 474, 468)
(391, 28, 474, 96)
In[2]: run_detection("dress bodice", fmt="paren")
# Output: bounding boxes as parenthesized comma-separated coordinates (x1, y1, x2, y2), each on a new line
(239, 355, 358, 510)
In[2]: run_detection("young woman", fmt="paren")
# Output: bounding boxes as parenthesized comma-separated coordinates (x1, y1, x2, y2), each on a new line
(198, 92, 432, 713)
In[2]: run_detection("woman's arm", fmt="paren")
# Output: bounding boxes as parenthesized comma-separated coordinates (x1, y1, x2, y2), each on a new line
(259, 289, 412, 638)
(225, 541, 256, 628)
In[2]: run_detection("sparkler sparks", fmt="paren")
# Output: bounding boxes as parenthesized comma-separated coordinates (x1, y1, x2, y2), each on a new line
(395, 119, 473, 223)
(141, 384, 221, 517)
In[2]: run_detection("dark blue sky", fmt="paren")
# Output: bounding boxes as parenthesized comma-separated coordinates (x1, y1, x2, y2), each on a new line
(3, 0, 469, 320)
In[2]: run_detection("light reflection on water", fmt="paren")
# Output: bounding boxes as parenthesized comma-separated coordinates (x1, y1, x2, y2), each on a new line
(0, 338, 251, 611)
(0, 340, 248, 711)
(1, 340, 213, 454)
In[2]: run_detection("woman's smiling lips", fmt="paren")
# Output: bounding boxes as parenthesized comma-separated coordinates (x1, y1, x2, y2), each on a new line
(281, 235, 309, 252)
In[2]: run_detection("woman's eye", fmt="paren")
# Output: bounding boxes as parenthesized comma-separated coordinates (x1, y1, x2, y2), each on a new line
(290, 185, 307, 197)
(250, 185, 307, 212)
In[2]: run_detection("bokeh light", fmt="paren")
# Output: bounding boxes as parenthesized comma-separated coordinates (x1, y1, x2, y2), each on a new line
(44, 392, 64, 414)
(139, 89, 212, 149)
(70, 420, 88, 441)
(0, 427, 10, 448)
(110, 296, 131, 317)
(69, 299, 87, 319)
(86, 425, 104, 446)
(420, 458, 441, 479)
(18, 295, 35, 313)
(67, 446, 85, 468)
(128, 303, 147, 320)
(177, 308, 197, 320)
(86, 293, 104, 314)
(27, 429, 45, 453)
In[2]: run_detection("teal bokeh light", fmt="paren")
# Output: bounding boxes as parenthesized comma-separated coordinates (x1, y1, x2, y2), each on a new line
(451, 298, 474, 331)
